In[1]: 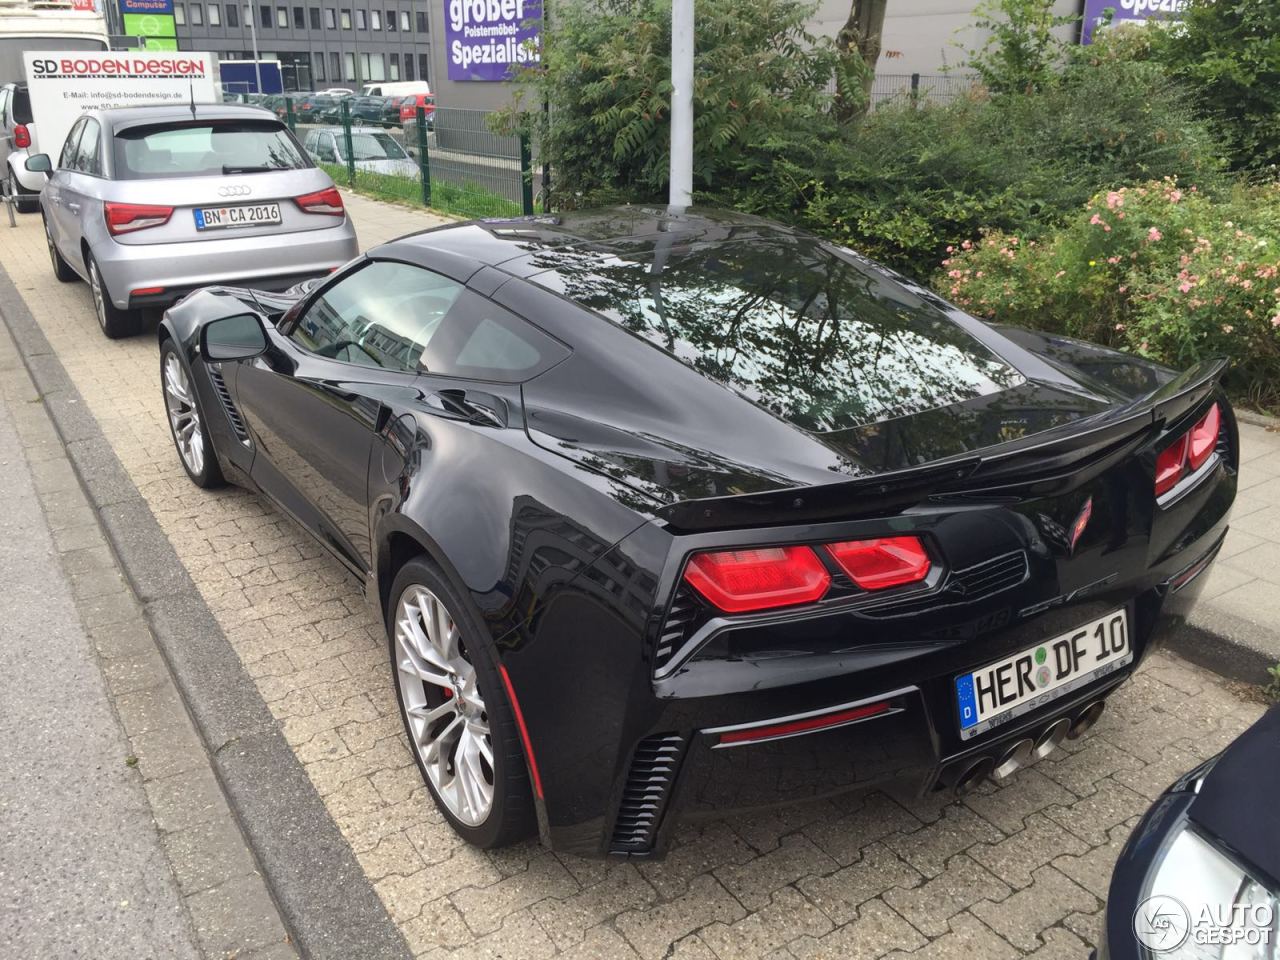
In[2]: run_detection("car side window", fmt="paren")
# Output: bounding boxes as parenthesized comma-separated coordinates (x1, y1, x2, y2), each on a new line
(59, 118, 86, 170)
(75, 119, 102, 175)
(290, 260, 568, 381)
(319, 133, 337, 162)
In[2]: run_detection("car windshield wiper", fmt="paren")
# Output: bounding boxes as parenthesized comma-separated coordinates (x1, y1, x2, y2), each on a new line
(221, 164, 278, 174)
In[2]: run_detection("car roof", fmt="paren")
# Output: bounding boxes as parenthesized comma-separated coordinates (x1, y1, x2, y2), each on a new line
(93, 102, 279, 134)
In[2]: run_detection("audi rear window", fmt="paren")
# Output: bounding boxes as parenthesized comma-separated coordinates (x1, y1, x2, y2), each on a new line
(112, 119, 309, 180)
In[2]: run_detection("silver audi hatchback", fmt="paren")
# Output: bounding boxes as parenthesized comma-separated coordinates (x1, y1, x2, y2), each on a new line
(27, 103, 359, 338)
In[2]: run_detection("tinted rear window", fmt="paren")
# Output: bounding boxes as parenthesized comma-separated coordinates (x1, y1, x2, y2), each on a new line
(112, 119, 308, 180)
(11, 87, 31, 124)
(529, 237, 1024, 432)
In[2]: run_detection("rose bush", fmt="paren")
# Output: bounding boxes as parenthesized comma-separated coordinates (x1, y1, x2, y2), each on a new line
(936, 179, 1280, 407)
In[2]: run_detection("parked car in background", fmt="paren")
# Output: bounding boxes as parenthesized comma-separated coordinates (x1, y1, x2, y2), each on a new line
(1101, 706, 1279, 959)
(155, 208, 1236, 858)
(342, 95, 397, 126)
(301, 125, 416, 177)
(318, 86, 353, 96)
(399, 94, 436, 138)
(362, 80, 430, 98)
(293, 93, 337, 123)
(0, 81, 39, 212)
(29, 103, 358, 338)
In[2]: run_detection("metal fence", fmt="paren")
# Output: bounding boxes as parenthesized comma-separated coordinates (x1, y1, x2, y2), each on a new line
(825, 72, 979, 106)
(234, 93, 537, 220)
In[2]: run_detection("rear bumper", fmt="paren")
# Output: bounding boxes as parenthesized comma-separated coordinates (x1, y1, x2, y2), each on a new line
(92, 218, 359, 309)
(503, 466, 1233, 859)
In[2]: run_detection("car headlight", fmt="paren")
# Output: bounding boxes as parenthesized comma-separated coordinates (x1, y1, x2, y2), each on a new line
(1139, 824, 1279, 959)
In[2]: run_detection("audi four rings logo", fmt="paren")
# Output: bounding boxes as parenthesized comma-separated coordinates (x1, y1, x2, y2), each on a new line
(217, 185, 252, 197)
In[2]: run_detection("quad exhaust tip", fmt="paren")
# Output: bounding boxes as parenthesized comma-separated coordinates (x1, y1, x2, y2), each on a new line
(1068, 700, 1106, 740)
(992, 738, 1034, 780)
(953, 756, 994, 796)
(1034, 717, 1072, 759)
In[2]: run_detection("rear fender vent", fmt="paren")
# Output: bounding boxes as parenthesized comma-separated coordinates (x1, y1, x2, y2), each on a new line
(208, 365, 250, 444)
(654, 585, 698, 672)
(609, 733, 684, 854)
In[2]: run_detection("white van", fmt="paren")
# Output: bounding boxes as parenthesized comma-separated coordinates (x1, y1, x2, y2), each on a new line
(361, 80, 431, 98)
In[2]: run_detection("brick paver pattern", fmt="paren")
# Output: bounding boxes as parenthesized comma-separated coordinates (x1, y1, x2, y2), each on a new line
(3, 194, 1273, 960)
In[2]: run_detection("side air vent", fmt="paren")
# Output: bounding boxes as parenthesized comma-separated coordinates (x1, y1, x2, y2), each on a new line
(208, 365, 250, 444)
(609, 733, 684, 854)
(654, 586, 698, 672)
(860, 550, 1029, 618)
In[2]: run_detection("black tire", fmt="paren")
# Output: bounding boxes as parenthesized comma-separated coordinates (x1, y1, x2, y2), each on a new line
(159, 340, 225, 489)
(387, 556, 537, 849)
(87, 252, 142, 339)
(43, 215, 77, 282)
(13, 179, 39, 214)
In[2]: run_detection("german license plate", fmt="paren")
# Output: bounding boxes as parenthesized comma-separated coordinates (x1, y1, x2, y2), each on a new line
(955, 609, 1131, 740)
(194, 202, 281, 230)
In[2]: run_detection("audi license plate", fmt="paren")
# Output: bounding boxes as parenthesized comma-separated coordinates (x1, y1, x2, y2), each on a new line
(194, 202, 281, 230)
(955, 609, 1131, 740)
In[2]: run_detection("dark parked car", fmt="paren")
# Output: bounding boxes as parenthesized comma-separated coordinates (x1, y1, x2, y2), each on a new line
(157, 208, 1236, 857)
(1101, 707, 1278, 959)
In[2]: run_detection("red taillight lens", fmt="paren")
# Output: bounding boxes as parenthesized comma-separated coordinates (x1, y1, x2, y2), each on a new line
(826, 536, 931, 591)
(683, 546, 831, 613)
(13, 124, 30, 149)
(1154, 433, 1189, 497)
(717, 701, 892, 746)
(1188, 402, 1221, 470)
(104, 202, 173, 235)
(294, 186, 344, 216)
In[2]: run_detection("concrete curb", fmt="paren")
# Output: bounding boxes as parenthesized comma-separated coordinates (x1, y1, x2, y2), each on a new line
(0, 266, 412, 960)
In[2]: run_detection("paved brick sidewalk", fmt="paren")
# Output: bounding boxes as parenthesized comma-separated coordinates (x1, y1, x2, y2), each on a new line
(0, 193, 1270, 960)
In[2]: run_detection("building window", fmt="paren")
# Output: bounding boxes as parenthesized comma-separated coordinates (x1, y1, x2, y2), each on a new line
(388, 52, 399, 79)
(355, 8, 366, 29)
(343, 52, 355, 80)
(385, 8, 395, 31)
(370, 9, 380, 29)
(418, 53, 429, 82)
(313, 51, 325, 80)
(293, 6, 304, 28)
(329, 50, 340, 80)
(340, 8, 350, 28)
(208, 4, 220, 25)
(359, 51, 369, 78)
(225, 3, 238, 26)
(276, 6, 287, 27)
(323, 7, 334, 27)
(371, 52, 386, 80)
(174, 3, 185, 24)
(309, 6, 320, 28)
(259, 5, 270, 28)
(403, 54, 413, 80)
(415, 11, 426, 32)
(191, 3, 203, 24)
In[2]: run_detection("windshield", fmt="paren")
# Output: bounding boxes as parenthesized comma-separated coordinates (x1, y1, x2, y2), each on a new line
(529, 237, 1025, 433)
(342, 131, 406, 161)
(113, 120, 308, 179)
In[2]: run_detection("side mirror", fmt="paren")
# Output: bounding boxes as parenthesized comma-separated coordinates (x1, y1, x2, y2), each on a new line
(201, 312, 268, 361)
(24, 153, 51, 173)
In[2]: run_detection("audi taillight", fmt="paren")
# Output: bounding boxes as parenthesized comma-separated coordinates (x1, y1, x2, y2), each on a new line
(13, 124, 30, 149)
(683, 546, 830, 613)
(104, 202, 173, 235)
(826, 536, 931, 590)
(294, 186, 344, 216)
(1155, 402, 1221, 497)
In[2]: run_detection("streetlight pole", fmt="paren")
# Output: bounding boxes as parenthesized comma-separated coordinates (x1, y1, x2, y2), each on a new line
(669, 0, 693, 209)
(248, 6, 263, 94)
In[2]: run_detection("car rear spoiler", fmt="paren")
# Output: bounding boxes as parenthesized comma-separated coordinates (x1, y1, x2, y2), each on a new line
(655, 357, 1228, 532)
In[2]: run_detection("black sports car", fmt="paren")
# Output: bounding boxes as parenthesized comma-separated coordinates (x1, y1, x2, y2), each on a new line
(1100, 707, 1279, 959)
(157, 207, 1236, 858)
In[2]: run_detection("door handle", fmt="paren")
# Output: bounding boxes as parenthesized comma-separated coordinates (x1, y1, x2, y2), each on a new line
(424, 389, 507, 428)
(66, 202, 80, 213)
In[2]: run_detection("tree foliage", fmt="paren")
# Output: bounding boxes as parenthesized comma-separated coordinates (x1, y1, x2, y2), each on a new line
(963, 0, 1078, 94)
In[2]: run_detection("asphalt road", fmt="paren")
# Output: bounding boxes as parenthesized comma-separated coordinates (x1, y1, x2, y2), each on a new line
(0, 338, 202, 958)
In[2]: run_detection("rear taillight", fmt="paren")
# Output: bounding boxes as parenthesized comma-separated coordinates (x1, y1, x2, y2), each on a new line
(683, 546, 830, 613)
(104, 202, 173, 235)
(1155, 402, 1221, 497)
(13, 124, 30, 149)
(294, 186, 344, 216)
(1188, 402, 1220, 470)
(826, 536, 931, 590)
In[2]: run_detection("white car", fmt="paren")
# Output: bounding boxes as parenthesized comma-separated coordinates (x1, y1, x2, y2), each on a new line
(301, 126, 418, 179)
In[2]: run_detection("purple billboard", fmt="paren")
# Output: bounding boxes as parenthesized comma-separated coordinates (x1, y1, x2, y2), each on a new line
(445, 0, 542, 82)
(1081, 0, 1188, 44)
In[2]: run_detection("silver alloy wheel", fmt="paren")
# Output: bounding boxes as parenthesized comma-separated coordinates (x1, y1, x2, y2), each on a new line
(163, 352, 205, 476)
(394, 584, 494, 826)
(88, 259, 107, 332)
